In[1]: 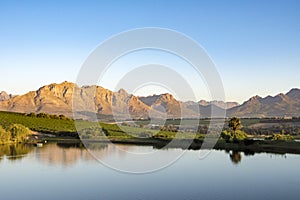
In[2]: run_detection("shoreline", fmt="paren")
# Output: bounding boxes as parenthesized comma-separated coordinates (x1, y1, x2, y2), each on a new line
(32, 136, 300, 155)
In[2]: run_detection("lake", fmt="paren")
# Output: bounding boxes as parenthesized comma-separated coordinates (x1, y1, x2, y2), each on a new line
(0, 142, 299, 200)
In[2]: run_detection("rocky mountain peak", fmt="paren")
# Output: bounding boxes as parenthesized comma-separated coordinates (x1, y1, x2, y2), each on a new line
(247, 95, 262, 102)
(0, 91, 10, 101)
(117, 88, 128, 96)
(159, 93, 175, 101)
(286, 88, 300, 99)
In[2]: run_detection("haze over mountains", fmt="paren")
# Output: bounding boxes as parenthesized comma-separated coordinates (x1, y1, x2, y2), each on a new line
(0, 81, 299, 119)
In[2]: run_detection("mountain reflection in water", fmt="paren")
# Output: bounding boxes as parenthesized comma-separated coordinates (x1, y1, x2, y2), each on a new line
(0, 142, 289, 166)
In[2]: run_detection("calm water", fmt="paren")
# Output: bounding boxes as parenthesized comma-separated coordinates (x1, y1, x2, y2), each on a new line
(0, 142, 299, 200)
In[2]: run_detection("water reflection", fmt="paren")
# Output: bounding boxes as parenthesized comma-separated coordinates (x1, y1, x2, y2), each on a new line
(0, 143, 299, 200)
(225, 150, 288, 165)
(229, 151, 242, 164)
(0, 142, 291, 166)
(0, 144, 34, 161)
(34, 143, 94, 167)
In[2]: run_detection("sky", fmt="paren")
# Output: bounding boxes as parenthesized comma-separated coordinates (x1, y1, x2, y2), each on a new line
(0, 0, 300, 103)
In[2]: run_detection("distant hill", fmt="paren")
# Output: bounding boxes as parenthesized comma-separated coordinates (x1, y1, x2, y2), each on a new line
(0, 81, 299, 118)
(139, 94, 200, 118)
(227, 88, 300, 117)
(198, 100, 239, 109)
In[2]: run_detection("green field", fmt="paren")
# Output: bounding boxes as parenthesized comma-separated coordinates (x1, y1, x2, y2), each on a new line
(0, 111, 94, 133)
(0, 111, 202, 140)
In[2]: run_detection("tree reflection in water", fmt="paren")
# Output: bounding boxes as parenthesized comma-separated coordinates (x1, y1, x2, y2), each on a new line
(0, 143, 34, 161)
(229, 151, 242, 164)
(1, 142, 288, 167)
(226, 149, 259, 164)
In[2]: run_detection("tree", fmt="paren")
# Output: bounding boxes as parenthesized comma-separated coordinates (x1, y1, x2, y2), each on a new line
(59, 114, 68, 120)
(37, 112, 50, 118)
(0, 126, 11, 144)
(221, 118, 247, 142)
(7, 124, 31, 142)
(228, 117, 242, 132)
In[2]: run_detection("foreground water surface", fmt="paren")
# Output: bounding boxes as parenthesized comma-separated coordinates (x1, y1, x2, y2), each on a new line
(0, 142, 299, 200)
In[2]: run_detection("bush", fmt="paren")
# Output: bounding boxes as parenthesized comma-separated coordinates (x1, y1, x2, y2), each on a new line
(0, 126, 11, 144)
(26, 112, 36, 117)
(7, 124, 32, 142)
(221, 130, 248, 142)
(268, 134, 294, 141)
(59, 115, 68, 120)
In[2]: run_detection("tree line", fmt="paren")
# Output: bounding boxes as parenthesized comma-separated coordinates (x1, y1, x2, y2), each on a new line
(26, 112, 71, 121)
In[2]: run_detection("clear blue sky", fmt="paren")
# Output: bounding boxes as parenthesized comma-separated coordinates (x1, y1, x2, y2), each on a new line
(1, 0, 300, 103)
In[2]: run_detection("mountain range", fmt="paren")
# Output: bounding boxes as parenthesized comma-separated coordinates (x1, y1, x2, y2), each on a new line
(0, 81, 299, 119)
(227, 89, 300, 117)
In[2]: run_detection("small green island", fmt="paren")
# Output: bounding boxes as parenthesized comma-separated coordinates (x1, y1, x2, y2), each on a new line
(0, 111, 300, 155)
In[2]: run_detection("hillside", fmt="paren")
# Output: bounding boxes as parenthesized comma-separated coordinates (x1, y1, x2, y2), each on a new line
(0, 82, 159, 119)
(0, 81, 299, 118)
(227, 88, 300, 117)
